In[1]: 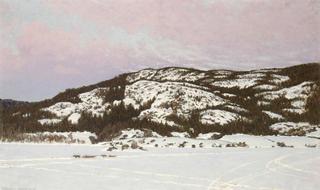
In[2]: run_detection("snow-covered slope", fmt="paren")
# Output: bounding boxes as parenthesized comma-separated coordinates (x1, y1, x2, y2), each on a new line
(123, 80, 227, 126)
(5, 63, 320, 139)
(256, 82, 314, 114)
(40, 88, 111, 124)
(200, 109, 241, 125)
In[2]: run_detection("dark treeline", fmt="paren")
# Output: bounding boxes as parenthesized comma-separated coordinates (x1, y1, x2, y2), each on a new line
(0, 98, 176, 142)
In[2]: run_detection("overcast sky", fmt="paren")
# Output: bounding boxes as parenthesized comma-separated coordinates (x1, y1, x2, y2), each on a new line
(0, 0, 319, 101)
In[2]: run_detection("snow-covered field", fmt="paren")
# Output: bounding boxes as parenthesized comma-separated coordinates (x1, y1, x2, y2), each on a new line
(0, 143, 319, 190)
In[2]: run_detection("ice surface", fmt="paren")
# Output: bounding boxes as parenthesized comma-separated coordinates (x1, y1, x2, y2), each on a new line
(0, 143, 319, 190)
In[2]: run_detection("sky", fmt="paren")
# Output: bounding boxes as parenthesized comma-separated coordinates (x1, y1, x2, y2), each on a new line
(0, 0, 319, 101)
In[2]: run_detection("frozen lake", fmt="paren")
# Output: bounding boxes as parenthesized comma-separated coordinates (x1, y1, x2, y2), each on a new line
(0, 143, 319, 190)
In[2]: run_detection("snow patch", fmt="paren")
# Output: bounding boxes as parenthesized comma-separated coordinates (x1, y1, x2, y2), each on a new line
(253, 84, 278, 91)
(42, 88, 110, 123)
(197, 132, 222, 140)
(269, 122, 317, 135)
(257, 82, 313, 101)
(68, 113, 81, 124)
(126, 69, 157, 83)
(307, 128, 320, 138)
(262, 111, 284, 120)
(171, 132, 190, 138)
(224, 104, 248, 113)
(38, 118, 62, 125)
(270, 74, 290, 84)
(116, 129, 162, 140)
(200, 109, 240, 126)
(43, 102, 77, 117)
(211, 78, 260, 89)
(222, 93, 236, 98)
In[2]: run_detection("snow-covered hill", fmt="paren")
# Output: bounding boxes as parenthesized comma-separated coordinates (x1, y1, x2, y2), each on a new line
(2, 63, 320, 141)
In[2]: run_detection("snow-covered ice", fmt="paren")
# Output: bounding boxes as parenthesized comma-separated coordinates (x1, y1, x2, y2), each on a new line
(0, 143, 319, 190)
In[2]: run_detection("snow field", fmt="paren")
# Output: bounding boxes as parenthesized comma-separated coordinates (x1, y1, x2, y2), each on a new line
(0, 143, 319, 190)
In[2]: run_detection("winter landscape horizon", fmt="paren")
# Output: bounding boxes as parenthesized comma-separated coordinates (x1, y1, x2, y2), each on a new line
(1, 0, 320, 190)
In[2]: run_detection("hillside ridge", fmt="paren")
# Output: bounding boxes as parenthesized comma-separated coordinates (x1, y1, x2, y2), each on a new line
(1, 63, 319, 142)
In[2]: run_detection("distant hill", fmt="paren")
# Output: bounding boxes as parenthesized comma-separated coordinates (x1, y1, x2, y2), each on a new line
(1, 63, 319, 141)
(0, 99, 29, 109)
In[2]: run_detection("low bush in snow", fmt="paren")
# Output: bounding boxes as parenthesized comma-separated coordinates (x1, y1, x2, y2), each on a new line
(131, 140, 139, 149)
(121, 144, 130, 150)
(277, 142, 294, 148)
(305, 144, 317, 148)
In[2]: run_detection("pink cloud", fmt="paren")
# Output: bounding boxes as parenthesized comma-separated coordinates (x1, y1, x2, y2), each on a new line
(0, 48, 23, 73)
(11, 22, 110, 75)
(50, 1, 317, 41)
(48, 0, 319, 58)
(4, 21, 152, 76)
(0, 0, 319, 101)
